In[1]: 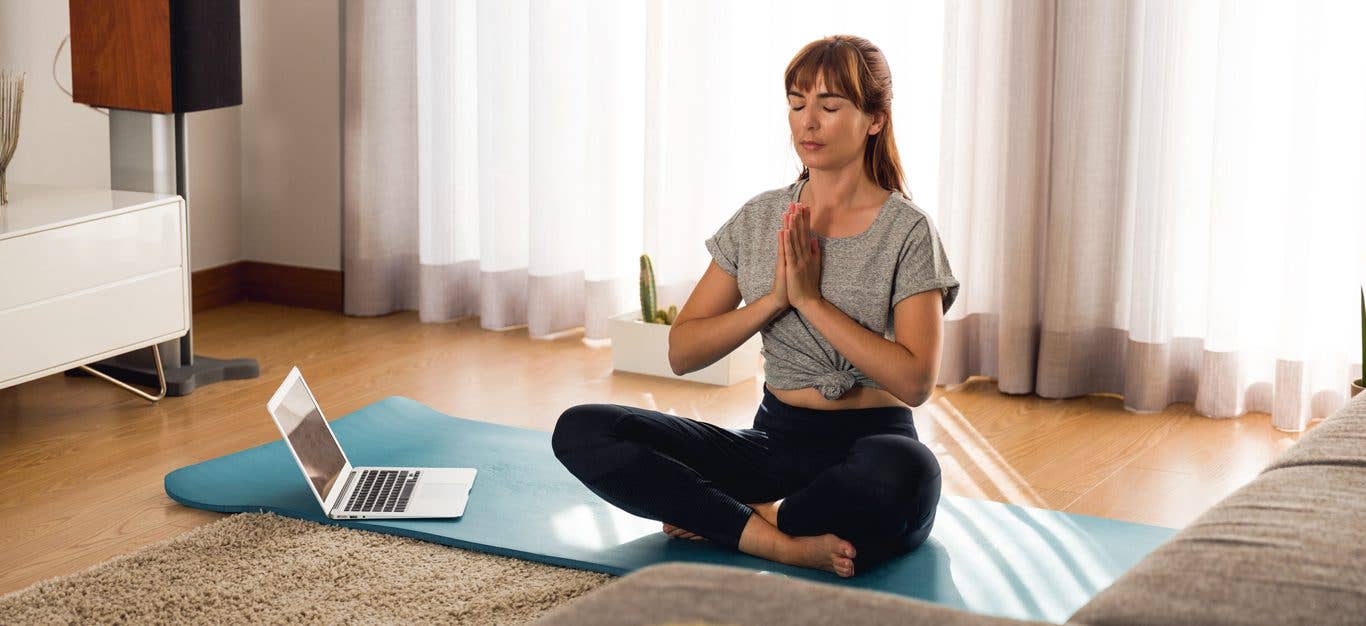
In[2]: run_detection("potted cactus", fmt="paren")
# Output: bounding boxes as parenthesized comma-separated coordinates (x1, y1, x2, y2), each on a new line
(606, 253, 761, 385)
(1355, 286, 1365, 398)
(638, 253, 678, 325)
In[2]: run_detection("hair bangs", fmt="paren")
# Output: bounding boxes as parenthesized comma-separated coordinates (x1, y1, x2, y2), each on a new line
(785, 42, 865, 107)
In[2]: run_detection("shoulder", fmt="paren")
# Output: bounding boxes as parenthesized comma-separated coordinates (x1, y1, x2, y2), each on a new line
(880, 194, 955, 264)
(874, 192, 934, 246)
(883, 192, 934, 231)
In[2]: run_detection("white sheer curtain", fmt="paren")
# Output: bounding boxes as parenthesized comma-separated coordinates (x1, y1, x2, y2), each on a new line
(344, 0, 945, 337)
(343, 0, 1364, 428)
(937, 0, 1366, 429)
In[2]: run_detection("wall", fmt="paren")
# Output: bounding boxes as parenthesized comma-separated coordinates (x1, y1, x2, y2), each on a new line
(186, 106, 244, 271)
(0, 0, 111, 190)
(239, 0, 342, 271)
(0, 0, 342, 273)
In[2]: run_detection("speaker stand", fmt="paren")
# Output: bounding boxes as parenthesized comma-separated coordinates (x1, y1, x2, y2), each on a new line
(66, 110, 259, 397)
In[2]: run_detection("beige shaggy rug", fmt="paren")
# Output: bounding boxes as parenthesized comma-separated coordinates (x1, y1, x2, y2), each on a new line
(0, 512, 616, 624)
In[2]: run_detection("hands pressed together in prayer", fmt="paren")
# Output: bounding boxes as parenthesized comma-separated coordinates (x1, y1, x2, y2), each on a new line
(772, 201, 824, 311)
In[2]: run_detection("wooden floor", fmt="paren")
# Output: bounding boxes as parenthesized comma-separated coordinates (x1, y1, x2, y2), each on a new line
(0, 301, 1313, 594)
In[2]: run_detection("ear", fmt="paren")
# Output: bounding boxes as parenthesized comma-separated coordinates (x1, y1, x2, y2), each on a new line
(868, 112, 885, 136)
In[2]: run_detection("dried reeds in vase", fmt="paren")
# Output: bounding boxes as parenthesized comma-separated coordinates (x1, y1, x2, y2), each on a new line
(1, 70, 25, 205)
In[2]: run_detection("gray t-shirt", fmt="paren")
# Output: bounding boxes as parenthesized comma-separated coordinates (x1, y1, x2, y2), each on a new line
(704, 177, 960, 401)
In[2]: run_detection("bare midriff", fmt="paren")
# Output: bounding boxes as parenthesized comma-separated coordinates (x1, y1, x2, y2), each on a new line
(765, 382, 909, 411)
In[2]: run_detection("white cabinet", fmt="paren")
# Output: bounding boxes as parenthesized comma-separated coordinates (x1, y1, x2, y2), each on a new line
(0, 184, 189, 390)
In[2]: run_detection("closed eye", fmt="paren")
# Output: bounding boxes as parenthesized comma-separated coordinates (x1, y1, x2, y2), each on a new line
(791, 106, 839, 113)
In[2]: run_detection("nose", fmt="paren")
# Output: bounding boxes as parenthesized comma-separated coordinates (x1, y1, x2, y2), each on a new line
(803, 108, 818, 131)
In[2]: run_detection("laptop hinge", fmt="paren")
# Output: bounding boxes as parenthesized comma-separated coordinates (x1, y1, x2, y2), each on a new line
(331, 469, 360, 515)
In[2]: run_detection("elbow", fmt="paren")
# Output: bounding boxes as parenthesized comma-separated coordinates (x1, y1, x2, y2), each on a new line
(668, 351, 687, 376)
(668, 323, 689, 376)
(898, 351, 937, 407)
(899, 389, 930, 408)
(901, 379, 934, 408)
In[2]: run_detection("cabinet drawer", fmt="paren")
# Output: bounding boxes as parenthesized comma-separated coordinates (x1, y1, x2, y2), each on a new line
(0, 268, 187, 387)
(0, 200, 183, 311)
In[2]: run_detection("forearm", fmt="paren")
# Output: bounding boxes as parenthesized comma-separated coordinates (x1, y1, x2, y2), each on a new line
(795, 298, 932, 406)
(669, 294, 785, 375)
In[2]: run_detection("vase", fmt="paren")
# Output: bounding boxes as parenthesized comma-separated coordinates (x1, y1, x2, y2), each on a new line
(0, 70, 25, 206)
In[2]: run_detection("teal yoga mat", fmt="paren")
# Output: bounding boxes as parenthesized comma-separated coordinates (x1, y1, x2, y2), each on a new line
(165, 396, 1176, 623)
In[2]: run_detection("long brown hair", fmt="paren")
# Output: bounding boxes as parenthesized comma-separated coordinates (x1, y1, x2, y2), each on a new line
(785, 35, 907, 197)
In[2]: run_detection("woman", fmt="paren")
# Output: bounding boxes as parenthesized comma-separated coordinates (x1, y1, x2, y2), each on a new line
(552, 35, 959, 578)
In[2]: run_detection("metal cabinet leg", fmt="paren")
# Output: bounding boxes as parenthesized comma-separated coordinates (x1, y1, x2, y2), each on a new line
(79, 344, 167, 402)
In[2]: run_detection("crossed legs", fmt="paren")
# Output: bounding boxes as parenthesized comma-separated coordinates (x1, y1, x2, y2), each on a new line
(551, 404, 941, 576)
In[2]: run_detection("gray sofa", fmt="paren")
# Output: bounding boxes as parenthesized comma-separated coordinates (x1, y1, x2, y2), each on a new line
(534, 390, 1366, 626)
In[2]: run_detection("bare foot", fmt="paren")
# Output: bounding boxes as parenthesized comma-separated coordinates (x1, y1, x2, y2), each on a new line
(780, 533, 858, 578)
(735, 513, 858, 577)
(662, 522, 706, 541)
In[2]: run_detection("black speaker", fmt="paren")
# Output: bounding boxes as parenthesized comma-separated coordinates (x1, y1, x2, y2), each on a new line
(70, 0, 241, 113)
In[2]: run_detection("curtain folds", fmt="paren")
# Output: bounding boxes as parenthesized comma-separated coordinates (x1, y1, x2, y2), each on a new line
(343, 0, 1365, 428)
(936, 0, 1366, 429)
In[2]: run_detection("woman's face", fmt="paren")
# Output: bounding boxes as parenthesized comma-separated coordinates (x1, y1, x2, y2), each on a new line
(787, 73, 882, 174)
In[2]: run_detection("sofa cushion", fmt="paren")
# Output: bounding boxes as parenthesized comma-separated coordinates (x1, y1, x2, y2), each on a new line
(1069, 392, 1366, 626)
(1264, 392, 1366, 472)
(532, 562, 1047, 626)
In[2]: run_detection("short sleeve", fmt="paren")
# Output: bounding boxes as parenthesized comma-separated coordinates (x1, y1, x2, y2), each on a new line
(892, 216, 960, 314)
(704, 207, 744, 278)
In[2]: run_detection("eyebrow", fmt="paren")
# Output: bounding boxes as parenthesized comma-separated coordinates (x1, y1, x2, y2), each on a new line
(787, 90, 847, 100)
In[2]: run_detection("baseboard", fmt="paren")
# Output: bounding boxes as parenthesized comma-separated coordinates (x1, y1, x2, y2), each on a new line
(192, 261, 342, 313)
(191, 262, 246, 312)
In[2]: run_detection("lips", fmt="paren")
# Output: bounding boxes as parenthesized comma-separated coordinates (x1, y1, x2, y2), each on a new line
(801, 141, 824, 149)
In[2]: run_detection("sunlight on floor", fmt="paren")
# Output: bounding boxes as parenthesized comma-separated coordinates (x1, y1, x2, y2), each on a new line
(549, 503, 657, 551)
(934, 501, 1125, 621)
(920, 396, 1126, 619)
(924, 397, 1050, 507)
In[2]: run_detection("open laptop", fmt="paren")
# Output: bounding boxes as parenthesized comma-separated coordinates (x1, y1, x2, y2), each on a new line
(266, 366, 476, 519)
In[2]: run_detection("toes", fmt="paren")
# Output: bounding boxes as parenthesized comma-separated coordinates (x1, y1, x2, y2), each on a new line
(663, 524, 706, 540)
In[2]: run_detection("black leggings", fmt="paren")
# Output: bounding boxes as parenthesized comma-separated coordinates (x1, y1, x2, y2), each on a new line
(551, 386, 942, 571)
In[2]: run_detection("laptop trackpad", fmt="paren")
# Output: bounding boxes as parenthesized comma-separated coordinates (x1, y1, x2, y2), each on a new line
(423, 483, 469, 501)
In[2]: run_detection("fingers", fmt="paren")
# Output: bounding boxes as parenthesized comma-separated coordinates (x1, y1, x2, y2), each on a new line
(781, 207, 792, 266)
(794, 204, 817, 259)
(781, 211, 793, 265)
(781, 226, 792, 266)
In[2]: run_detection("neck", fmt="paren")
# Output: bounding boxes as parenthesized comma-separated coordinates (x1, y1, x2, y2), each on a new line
(803, 167, 883, 213)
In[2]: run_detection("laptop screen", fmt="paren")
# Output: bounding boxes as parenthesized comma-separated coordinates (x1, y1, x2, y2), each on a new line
(272, 376, 347, 503)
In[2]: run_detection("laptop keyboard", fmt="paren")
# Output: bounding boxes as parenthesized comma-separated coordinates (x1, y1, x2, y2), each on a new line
(343, 469, 420, 513)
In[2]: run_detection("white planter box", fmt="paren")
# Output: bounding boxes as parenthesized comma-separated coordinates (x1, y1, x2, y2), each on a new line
(608, 310, 762, 386)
